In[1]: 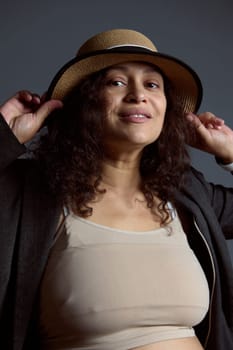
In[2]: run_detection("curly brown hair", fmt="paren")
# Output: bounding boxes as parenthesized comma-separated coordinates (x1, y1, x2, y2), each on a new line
(35, 67, 194, 223)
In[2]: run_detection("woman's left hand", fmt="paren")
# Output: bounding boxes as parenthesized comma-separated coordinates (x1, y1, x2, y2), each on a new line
(186, 111, 233, 164)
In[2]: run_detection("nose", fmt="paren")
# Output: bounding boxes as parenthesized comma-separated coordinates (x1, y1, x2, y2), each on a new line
(124, 84, 147, 103)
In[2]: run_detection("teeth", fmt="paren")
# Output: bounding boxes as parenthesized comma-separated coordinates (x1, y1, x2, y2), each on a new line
(130, 114, 146, 118)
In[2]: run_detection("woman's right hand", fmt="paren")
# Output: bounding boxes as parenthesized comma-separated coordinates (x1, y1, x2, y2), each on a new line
(0, 90, 63, 144)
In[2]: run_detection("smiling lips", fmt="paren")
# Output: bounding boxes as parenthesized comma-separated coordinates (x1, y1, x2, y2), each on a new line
(119, 110, 152, 123)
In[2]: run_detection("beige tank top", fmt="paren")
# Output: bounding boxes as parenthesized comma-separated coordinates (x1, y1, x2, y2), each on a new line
(39, 212, 209, 350)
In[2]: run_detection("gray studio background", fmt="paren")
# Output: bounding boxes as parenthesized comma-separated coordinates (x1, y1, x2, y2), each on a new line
(1, 0, 233, 260)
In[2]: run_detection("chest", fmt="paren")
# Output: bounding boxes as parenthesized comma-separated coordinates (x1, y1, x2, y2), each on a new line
(39, 213, 209, 348)
(87, 195, 168, 231)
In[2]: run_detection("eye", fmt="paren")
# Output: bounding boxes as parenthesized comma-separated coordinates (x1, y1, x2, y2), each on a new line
(146, 81, 160, 89)
(110, 80, 126, 87)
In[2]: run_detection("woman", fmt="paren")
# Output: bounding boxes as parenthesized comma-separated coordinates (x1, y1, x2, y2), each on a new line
(0, 29, 232, 350)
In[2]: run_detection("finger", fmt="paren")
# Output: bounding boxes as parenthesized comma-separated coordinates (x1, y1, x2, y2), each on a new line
(186, 113, 203, 128)
(187, 112, 224, 130)
(209, 118, 224, 129)
(34, 99, 63, 125)
(16, 91, 44, 114)
(198, 112, 224, 129)
(40, 91, 47, 103)
(31, 94, 41, 105)
(186, 113, 211, 142)
(15, 90, 40, 108)
(17, 90, 35, 102)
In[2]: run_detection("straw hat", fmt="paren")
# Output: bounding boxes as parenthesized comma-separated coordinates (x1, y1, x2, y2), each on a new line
(47, 28, 202, 113)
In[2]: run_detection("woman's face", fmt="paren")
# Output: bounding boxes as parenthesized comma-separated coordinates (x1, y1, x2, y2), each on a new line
(101, 61, 167, 153)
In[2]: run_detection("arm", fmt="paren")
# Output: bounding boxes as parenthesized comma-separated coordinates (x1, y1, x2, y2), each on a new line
(0, 91, 63, 171)
(187, 111, 233, 239)
(190, 166, 233, 239)
(0, 114, 26, 170)
(186, 111, 233, 163)
(0, 90, 63, 143)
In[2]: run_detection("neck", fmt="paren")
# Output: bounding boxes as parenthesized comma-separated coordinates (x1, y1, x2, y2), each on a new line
(100, 155, 141, 194)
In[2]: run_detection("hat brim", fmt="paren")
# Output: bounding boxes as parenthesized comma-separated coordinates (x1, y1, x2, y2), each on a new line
(46, 49, 202, 114)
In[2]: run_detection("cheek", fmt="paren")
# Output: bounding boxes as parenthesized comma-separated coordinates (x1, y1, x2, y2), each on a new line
(155, 98, 167, 129)
(160, 98, 167, 124)
(153, 92, 167, 110)
(104, 95, 116, 115)
(154, 97, 167, 122)
(161, 95, 167, 113)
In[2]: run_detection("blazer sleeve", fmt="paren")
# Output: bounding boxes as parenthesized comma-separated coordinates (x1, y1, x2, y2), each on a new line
(191, 167, 233, 240)
(0, 113, 26, 171)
